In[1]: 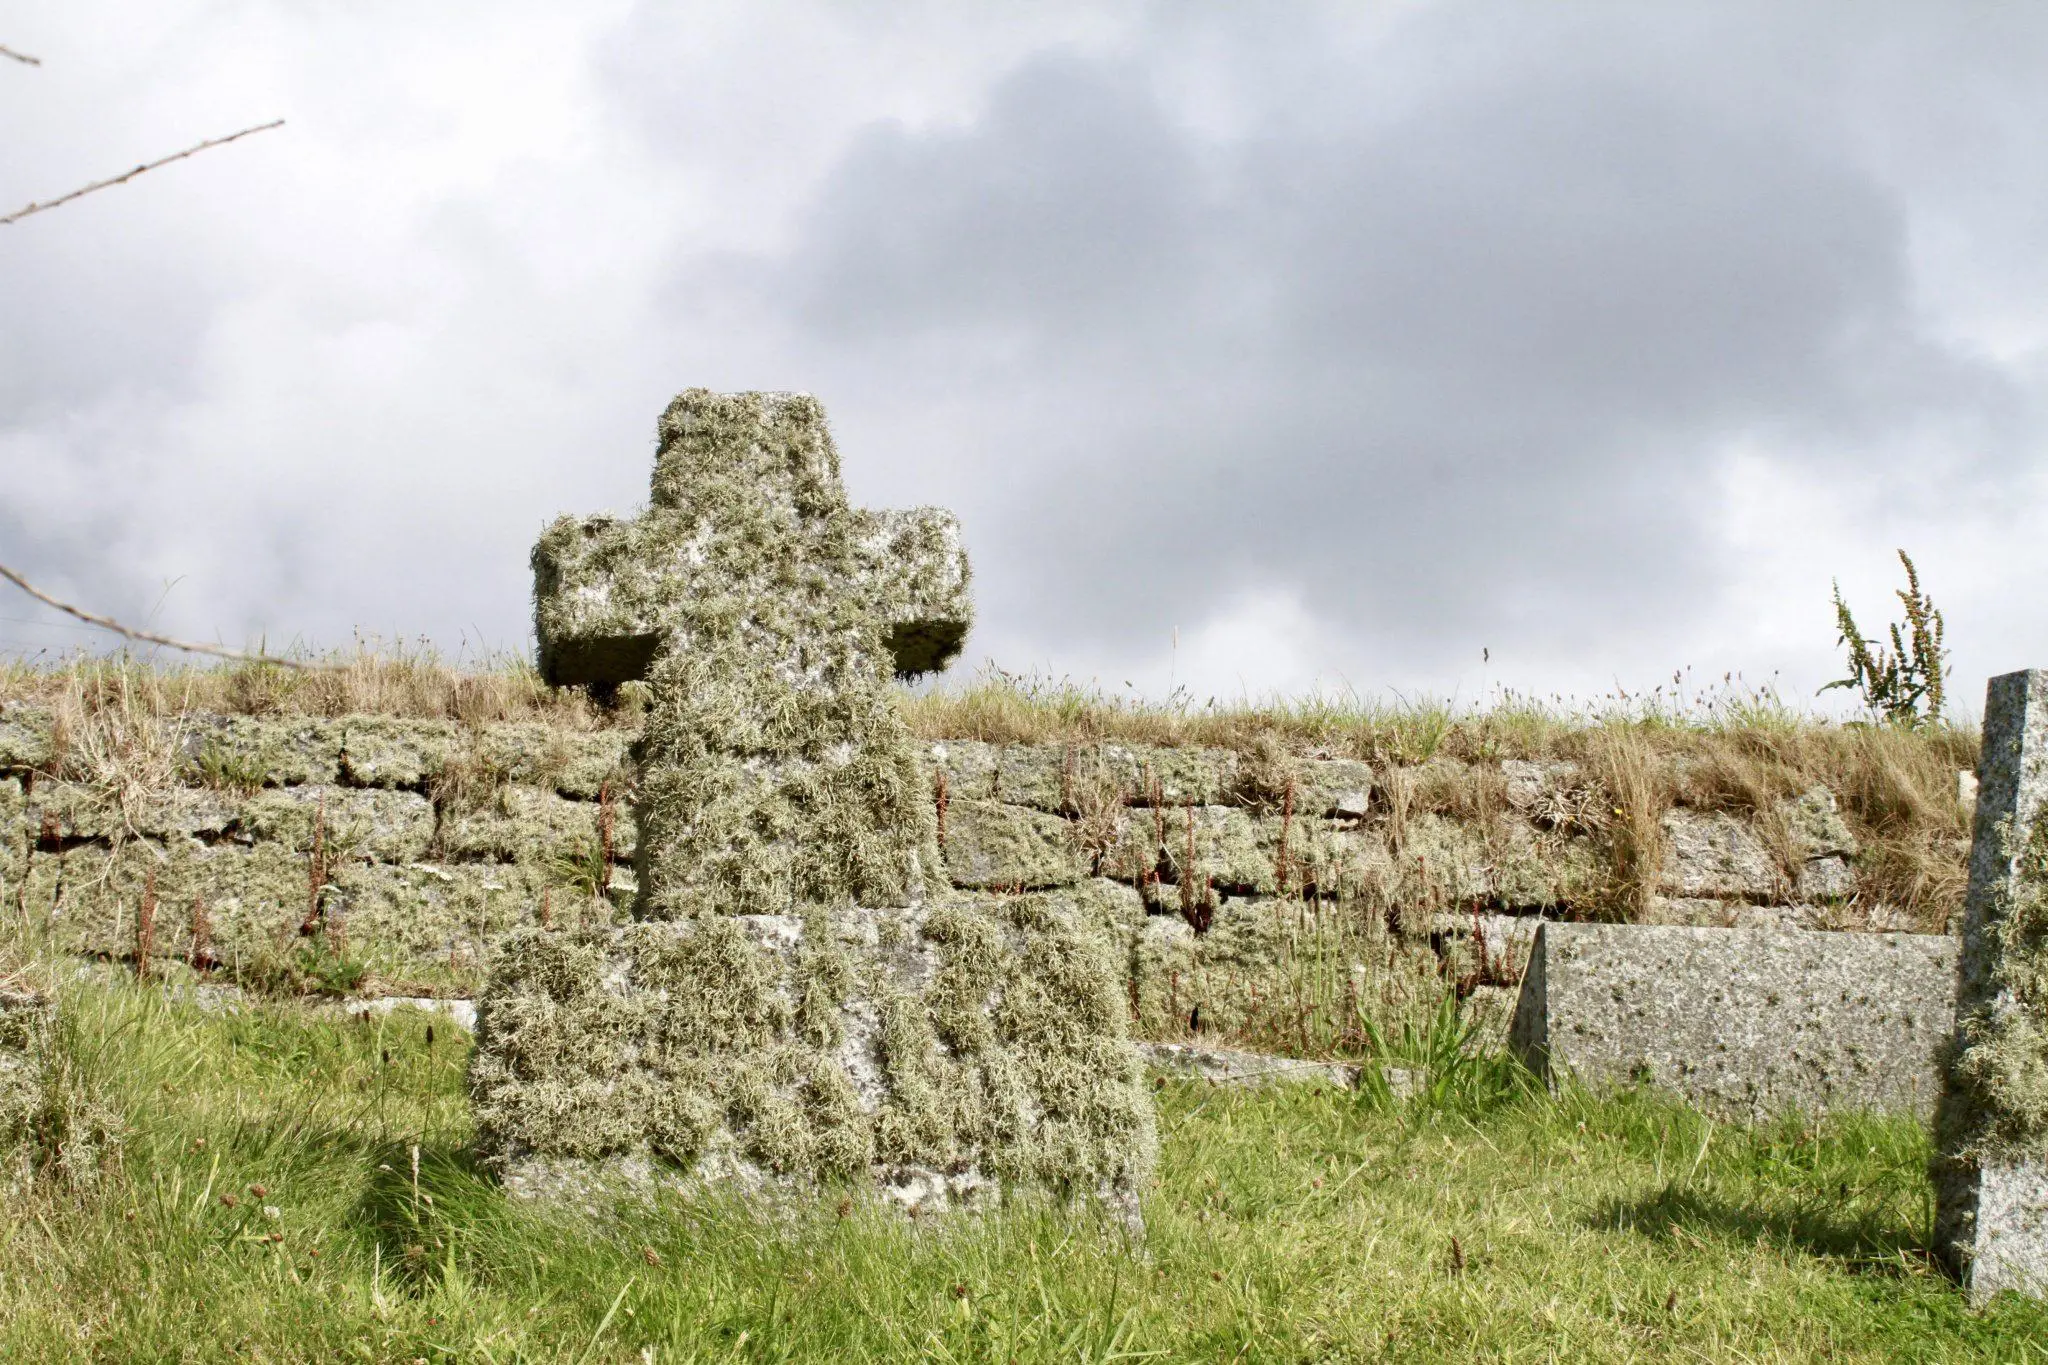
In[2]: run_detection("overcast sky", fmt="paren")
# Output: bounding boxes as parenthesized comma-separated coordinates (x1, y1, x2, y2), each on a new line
(3, 2, 2044, 714)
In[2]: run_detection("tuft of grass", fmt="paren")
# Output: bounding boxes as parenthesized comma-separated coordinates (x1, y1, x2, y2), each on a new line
(0, 976, 2043, 1361)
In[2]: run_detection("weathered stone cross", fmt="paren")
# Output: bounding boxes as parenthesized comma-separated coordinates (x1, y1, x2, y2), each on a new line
(475, 390, 1154, 1215)
(1935, 668, 2048, 1303)
(530, 388, 970, 919)
(532, 388, 971, 691)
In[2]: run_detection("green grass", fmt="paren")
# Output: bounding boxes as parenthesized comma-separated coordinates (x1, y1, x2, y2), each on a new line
(4, 983, 2045, 1362)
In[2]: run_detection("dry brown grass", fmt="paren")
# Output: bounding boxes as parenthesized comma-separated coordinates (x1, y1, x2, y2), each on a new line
(0, 645, 611, 729)
(1569, 727, 1676, 922)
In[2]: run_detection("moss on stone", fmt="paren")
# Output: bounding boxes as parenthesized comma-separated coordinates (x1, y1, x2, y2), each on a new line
(179, 713, 339, 787)
(941, 798, 1085, 890)
(239, 786, 435, 864)
(24, 778, 239, 844)
(1104, 804, 1272, 898)
(335, 717, 462, 789)
(624, 393, 944, 920)
(0, 703, 54, 773)
(471, 895, 1155, 1207)
(333, 861, 570, 978)
(1946, 815, 2048, 1160)
(438, 786, 605, 868)
(476, 724, 632, 801)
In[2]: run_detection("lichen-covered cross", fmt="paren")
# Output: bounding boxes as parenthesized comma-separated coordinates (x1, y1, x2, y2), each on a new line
(477, 390, 1152, 1210)
(531, 389, 971, 918)
(533, 389, 970, 691)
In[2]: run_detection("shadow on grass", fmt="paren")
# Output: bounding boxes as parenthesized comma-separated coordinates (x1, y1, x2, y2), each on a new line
(1591, 1182, 1936, 1277)
(350, 1138, 506, 1292)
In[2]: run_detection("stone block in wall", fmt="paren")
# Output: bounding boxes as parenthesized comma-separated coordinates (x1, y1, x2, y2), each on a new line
(23, 780, 240, 844)
(0, 703, 53, 773)
(1291, 759, 1374, 819)
(928, 741, 1242, 814)
(1780, 785, 1858, 902)
(1127, 897, 1306, 1039)
(178, 714, 342, 787)
(1658, 809, 1783, 900)
(1021, 743, 1240, 812)
(1266, 818, 1354, 900)
(948, 878, 1147, 951)
(926, 740, 999, 802)
(18, 840, 306, 963)
(1500, 760, 1607, 832)
(439, 785, 626, 872)
(240, 787, 435, 864)
(941, 798, 1084, 890)
(1509, 922, 1957, 1119)
(13, 834, 570, 978)
(1501, 759, 1578, 810)
(1132, 915, 1197, 1033)
(332, 861, 561, 974)
(1074, 876, 1148, 942)
(1103, 805, 1272, 895)
(476, 724, 633, 801)
(1111, 745, 1239, 808)
(1781, 785, 1857, 858)
(1, 777, 23, 879)
(1425, 911, 1548, 980)
(332, 717, 462, 789)
(1397, 813, 1496, 905)
(991, 745, 1083, 811)
(1489, 819, 1601, 910)
(1796, 856, 1857, 901)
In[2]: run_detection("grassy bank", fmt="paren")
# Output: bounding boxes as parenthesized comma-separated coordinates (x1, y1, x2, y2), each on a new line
(2, 979, 2042, 1362)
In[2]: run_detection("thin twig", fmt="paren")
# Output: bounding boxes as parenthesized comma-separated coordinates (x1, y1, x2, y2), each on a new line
(1, 119, 283, 225)
(0, 560, 337, 670)
(0, 44, 40, 66)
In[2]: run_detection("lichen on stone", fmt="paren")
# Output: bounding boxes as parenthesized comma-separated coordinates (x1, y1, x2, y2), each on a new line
(475, 391, 1152, 1214)
(471, 896, 1155, 1208)
(1946, 815, 2048, 1160)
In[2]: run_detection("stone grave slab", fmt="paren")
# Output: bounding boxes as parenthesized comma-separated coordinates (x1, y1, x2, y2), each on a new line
(1509, 921, 1956, 1119)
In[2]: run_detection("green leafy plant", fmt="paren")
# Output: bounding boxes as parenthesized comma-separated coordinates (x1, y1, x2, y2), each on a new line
(1821, 550, 1948, 726)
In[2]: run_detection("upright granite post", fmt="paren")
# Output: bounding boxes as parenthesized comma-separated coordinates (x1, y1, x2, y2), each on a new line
(1934, 669, 2048, 1303)
(469, 390, 1155, 1216)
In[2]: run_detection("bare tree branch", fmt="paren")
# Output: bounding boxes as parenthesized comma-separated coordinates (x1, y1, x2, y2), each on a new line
(0, 561, 337, 670)
(1, 119, 284, 226)
(0, 44, 40, 65)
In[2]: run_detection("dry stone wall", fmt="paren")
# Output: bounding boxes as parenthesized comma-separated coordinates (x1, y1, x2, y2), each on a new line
(0, 700, 1941, 1017)
(0, 701, 635, 992)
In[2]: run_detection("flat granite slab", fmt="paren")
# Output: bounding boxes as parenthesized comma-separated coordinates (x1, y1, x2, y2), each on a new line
(1509, 922, 1957, 1120)
(1137, 1042, 1361, 1090)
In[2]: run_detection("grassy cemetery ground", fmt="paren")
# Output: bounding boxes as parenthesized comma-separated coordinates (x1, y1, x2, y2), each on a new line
(0, 652, 2020, 1357)
(4, 980, 2044, 1363)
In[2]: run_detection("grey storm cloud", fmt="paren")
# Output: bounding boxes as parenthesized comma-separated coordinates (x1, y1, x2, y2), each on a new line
(722, 10, 2013, 675)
